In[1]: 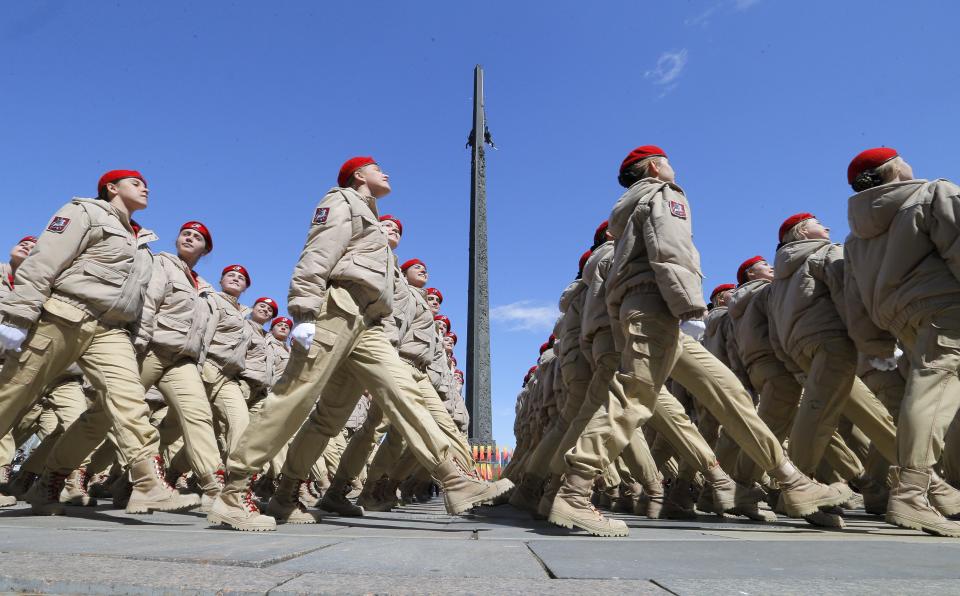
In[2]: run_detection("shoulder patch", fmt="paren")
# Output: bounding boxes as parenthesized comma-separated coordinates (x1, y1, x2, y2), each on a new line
(47, 216, 71, 233)
(669, 201, 687, 220)
(313, 207, 330, 225)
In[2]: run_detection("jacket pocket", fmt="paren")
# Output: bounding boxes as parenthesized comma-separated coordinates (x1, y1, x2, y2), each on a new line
(42, 298, 86, 323)
(81, 260, 126, 287)
(352, 253, 387, 274)
(156, 315, 191, 333)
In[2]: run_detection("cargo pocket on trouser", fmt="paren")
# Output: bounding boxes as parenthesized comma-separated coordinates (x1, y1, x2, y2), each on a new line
(1, 332, 53, 388)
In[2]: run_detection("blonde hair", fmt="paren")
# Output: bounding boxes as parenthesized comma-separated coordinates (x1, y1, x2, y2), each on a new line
(782, 219, 813, 243)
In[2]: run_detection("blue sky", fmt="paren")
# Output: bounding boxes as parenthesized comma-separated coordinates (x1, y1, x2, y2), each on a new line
(2, 1, 958, 447)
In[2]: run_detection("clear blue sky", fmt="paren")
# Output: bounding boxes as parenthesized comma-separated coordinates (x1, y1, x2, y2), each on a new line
(3, 1, 958, 448)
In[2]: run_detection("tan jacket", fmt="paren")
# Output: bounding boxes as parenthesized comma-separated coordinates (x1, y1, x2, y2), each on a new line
(385, 257, 413, 348)
(287, 187, 393, 324)
(203, 292, 253, 378)
(558, 280, 586, 365)
(769, 239, 851, 357)
(845, 178, 960, 346)
(0, 198, 155, 329)
(580, 241, 614, 350)
(728, 279, 777, 368)
(703, 305, 750, 389)
(136, 252, 210, 362)
(241, 322, 272, 388)
(265, 334, 290, 387)
(0, 263, 12, 301)
(607, 179, 705, 318)
(399, 284, 436, 371)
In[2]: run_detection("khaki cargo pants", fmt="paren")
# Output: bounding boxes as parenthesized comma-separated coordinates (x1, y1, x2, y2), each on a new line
(788, 336, 897, 475)
(895, 306, 960, 469)
(0, 299, 157, 474)
(225, 286, 449, 480)
(140, 350, 222, 476)
(19, 377, 88, 475)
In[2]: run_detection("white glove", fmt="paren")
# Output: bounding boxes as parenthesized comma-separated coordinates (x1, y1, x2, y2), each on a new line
(0, 324, 28, 353)
(290, 322, 315, 349)
(869, 347, 903, 372)
(679, 319, 706, 342)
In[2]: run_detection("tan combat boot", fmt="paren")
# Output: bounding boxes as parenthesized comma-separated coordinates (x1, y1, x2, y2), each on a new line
(886, 467, 960, 537)
(320, 476, 364, 516)
(771, 459, 852, 517)
(537, 475, 563, 520)
(639, 483, 665, 519)
(928, 470, 960, 518)
(197, 471, 224, 513)
(434, 457, 510, 515)
(548, 472, 629, 537)
(856, 475, 889, 516)
(208, 473, 277, 531)
(612, 482, 642, 514)
(359, 476, 399, 512)
(299, 479, 321, 508)
(27, 470, 68, 515)
(0, 492, 15, 507)
(61, 468, 96, 506)
(126, 456, 201, 514)
(702, 464, 738, 514)
(266, 476, 321, 524)
(661, 477, 697, 520)
(728, 482, 777, 522)
(508, 473, 544, 514)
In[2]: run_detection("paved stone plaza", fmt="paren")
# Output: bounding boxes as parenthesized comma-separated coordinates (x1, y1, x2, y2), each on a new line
(0, 499, 957, 595)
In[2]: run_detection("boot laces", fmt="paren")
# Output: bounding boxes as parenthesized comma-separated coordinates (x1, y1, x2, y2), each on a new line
(47, 473, 68, 501)
(241, 489, 260, 514)
(153, 456, 175, 491)
(76, 468, 91, 496)
(214, 469, 226, 489)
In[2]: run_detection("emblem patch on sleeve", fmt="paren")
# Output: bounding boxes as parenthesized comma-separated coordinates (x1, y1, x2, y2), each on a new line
(669, 201, 687, 220)
(47, 217, 71, 233)
(313, 207, 330, 225)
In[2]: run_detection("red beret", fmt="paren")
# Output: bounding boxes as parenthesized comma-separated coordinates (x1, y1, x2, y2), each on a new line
(620, 145, 667, 175)
(579, 249, 592, 274)
(98, 170, 146, 196)
(434, 314, 451, 330)
(548, 334, 556, 344)
(18, 236, 38, 245)
(271, 316, 293, 329)
(378, 214, 403, 235)
(454, 369, 464, 379)
(445, 331, 458, 344)
(254, 297, 279, 317)
(539, 342, 550, 355)
(425, 287, 443, 303)
(180, 221, 213, 252)
(778, 213, 816, 242)
(710, 283, 736, 301)
(401, 258, 425, 272)
(737, 256, 766, 285)
(338, 156, 376, 188)
(848, 147, 898, 185)
(221, 264, 251, 287)
(593, 220, 609, 246)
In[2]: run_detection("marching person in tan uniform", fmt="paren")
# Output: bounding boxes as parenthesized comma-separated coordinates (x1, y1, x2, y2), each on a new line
(203, 264, 255, 456)
(240, 296, 280, 406)
(548, 146, 850, 537)
(769, 213, 899, 485)
(0, 170, 198, 515)
(425, 287, 442, 315)
(0, 235, 38, 502)
(844, 147, 960, 536)
(136, 220, 223, 510)
(208, 156, 506, 531)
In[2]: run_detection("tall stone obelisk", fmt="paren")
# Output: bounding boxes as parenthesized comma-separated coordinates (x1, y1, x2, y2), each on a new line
(466, 65, 493, 444)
